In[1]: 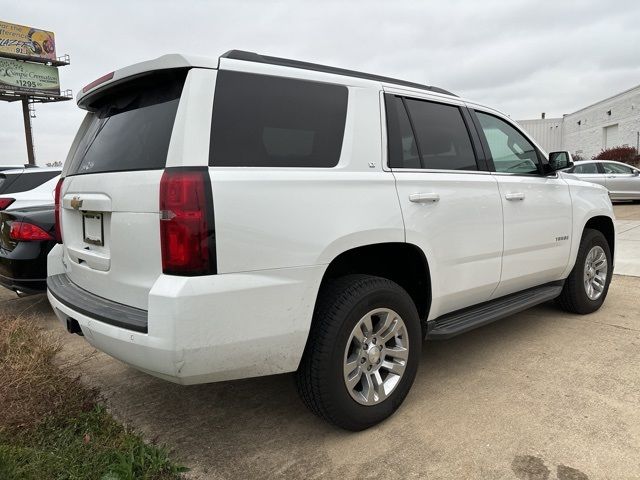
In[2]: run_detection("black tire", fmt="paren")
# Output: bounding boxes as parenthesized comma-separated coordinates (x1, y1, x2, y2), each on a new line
(295, 274, 422, 431)
(556, 228, 613, 314)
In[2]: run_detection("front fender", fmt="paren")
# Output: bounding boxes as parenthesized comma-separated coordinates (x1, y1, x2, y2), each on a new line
(562, 180, 615, 278)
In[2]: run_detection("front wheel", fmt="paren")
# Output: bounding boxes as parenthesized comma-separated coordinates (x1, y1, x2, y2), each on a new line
(295, 275, 422, 431)
(557, 228, 613, 314)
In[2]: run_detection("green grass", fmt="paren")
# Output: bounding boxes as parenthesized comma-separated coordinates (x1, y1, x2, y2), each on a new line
(0, 313, 187, 480)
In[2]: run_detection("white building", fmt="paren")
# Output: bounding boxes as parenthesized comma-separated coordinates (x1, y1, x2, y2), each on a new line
(517, 83, 640, 159)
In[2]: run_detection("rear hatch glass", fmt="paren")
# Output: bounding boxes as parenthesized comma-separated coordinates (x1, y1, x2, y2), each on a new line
(67, 69, 187, 176)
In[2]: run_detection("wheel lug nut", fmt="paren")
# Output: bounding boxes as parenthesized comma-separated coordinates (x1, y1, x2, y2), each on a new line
(372, 338, 377, 344)
(363, 344, 368, 350)
(360, 358, 365, 364)
(367, 365, 371, 371)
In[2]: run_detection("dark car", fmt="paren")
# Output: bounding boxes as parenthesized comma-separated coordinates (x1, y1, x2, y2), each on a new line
(0, 205, 55, 294)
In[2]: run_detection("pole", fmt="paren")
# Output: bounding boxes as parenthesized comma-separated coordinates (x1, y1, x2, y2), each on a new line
(21, 97, 35, 166)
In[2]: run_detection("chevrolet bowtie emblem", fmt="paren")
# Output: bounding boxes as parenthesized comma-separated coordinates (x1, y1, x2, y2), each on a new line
(70, 197, 83, 210)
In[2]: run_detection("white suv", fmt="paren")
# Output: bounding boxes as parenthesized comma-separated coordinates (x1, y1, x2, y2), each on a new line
(47, 51, 615, 430)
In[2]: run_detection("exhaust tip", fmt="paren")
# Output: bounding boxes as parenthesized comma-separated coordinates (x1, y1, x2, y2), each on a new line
(66, 318, 84, 336)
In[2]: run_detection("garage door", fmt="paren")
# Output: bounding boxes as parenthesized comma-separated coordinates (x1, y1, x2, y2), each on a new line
(604, 124, 619, 149)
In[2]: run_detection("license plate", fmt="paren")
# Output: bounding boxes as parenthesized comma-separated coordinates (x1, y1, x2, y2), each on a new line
(82, 212, 103, 246)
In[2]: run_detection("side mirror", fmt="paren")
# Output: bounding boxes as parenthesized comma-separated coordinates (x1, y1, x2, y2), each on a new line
(633, 169, 640, 177)
(548, 151, 574, 172)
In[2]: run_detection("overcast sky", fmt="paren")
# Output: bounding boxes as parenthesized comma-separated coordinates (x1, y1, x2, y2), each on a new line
(2, 0, 639, 165)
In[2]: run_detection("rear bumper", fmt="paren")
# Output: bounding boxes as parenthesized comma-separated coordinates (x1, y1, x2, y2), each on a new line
(48, 274, 148, 332)
(0, 273, 46, 294)
(47, 257, 325, 384)
(0, 240, 52, 293)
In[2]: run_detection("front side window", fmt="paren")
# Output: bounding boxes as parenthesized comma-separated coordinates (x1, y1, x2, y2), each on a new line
(602, 162, 633, 174)
(210, 71, 348, 168)
(476, 112, 540, 174)
(573, 163, 599, 174)
(404, 99, 477, 171)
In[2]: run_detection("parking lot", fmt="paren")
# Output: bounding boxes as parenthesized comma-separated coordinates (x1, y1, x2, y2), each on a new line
(2, 204, 639, 480)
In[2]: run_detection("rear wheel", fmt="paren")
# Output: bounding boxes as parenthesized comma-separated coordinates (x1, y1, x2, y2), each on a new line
(557, 229, 612, 314)
(296, 275, 421, 431)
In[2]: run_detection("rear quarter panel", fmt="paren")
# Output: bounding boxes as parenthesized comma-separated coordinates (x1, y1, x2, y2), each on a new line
(211, 82, 405, 273)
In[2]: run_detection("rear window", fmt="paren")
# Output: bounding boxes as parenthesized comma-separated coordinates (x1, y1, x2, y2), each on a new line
(210, 71, 348, 168)
(0, 171, 59, 194)
(66, 70, 187, 176)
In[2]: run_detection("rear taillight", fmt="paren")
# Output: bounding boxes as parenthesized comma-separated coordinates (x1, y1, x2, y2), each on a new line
(10, 222, 54, 241)
(159, 168, 216, 276)
(54, 178, 63, 243)
(0, 198, 15, 210)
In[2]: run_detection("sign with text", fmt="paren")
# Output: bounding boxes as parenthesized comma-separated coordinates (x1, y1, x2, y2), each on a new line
(0, 57, 60, 95)
(0, 20, 56, 62)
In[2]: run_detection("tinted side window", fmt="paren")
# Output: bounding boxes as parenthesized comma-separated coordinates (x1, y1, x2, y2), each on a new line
(385, 95, 420, 169)
(573, 163, 599, 174)
(210, 71, 348, 168)
(476, 112, 539, 174)
(603, 162, 633, 174)
(404, 99, 477, 171)
(2, 171, 59, 194)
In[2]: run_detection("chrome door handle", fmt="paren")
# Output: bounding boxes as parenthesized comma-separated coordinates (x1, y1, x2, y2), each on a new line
(409, 193, 440, 203)
(505, 192, 525, 201)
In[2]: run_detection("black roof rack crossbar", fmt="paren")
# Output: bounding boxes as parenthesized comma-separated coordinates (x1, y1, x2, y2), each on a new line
(219, 50, 456, 97)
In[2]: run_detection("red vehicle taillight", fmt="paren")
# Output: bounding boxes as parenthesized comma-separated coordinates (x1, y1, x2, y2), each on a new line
(10, 222, 54, 241)
(54, 178, 63, 243)
(82, 71, 114, 93)
(159, 168, 216, 276)
(0, 198, 15, 210)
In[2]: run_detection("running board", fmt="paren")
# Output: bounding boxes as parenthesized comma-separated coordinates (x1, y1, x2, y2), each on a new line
(427, 283, 563, 340)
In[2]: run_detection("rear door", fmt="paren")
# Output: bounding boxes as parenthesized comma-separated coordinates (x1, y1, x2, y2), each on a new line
(601, 162, 640, 199)
(59, 69, 190, 310)
(386, 93, 503, 318)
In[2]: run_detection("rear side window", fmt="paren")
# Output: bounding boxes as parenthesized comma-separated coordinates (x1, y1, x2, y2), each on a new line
(385, 95, 421, 169)
(386, 96, 477, 171)
(1, 171, 59, 194)
(66, 70, 187, 176)
(210, 71, 348, 168)
(602, 162, 633, 174)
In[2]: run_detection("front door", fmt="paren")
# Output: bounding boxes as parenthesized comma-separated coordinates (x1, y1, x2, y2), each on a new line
(473, 110, 572, 298)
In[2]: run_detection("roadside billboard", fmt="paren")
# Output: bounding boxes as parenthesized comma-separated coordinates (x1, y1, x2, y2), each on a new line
(0, 20, 56, 62)
(0, 57, 60, 95)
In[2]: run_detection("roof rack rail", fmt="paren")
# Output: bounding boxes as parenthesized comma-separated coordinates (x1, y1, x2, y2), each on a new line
(219, 50, 456, 97)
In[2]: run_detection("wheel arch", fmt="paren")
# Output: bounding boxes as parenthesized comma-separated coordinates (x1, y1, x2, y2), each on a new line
(317, 242, 432, 325)
(584, 215, 615, 259)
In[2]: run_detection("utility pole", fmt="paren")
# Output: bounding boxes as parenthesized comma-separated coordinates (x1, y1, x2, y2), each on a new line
(21, 97, 36, 166)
